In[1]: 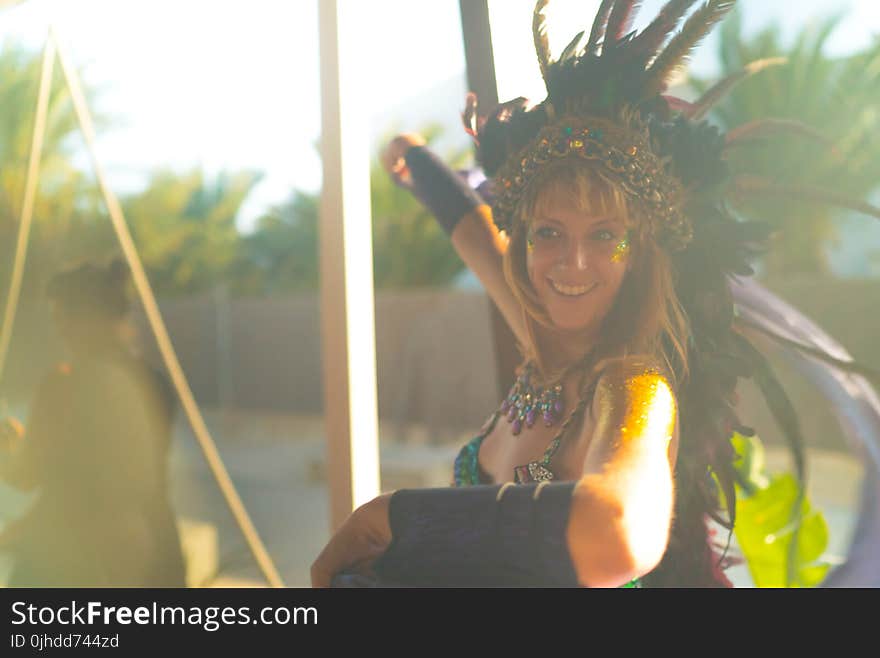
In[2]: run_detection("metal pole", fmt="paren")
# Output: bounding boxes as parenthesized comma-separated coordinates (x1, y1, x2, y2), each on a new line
(458, 0, 499, 107)
(458, 0, 520, 396)
(0, 32, 54, 387)
(318, 0, 381, 531)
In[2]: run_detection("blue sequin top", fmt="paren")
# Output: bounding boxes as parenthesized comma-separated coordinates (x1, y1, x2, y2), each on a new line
(453, 412, 498, 487)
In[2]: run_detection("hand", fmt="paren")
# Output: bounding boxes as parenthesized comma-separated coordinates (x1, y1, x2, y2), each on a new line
(0, 416, 24, 454)
(310, 492, 393, 588)
(380, 133, 426, 188)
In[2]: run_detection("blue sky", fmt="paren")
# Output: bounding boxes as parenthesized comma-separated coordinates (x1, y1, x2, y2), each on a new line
(1, 0, 878, 237)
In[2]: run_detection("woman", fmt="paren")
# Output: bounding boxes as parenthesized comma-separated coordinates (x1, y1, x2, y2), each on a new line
(314, 152, 712, 588)
(0, 260, 187, 587)
(312, 0, 880, 588)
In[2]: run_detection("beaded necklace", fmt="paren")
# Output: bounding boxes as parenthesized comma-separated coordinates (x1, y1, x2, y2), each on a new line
(500, 358, 590, 436)
(454, 368, 595, 485)
(512, 387, 592, 484)
(498, 360, 593, 482)
(500, 362, 564, 435)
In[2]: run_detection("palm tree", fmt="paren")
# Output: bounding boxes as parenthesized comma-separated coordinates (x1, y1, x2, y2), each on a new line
(235, 126, 470, 295)
(123, 168, 262, 296)
(369, 126, 470, 289)
(233, 191, 320, 295)
(689, 9, 880, 275)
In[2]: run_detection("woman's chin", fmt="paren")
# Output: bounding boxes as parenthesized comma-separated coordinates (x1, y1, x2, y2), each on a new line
(546, 313, 596, 335)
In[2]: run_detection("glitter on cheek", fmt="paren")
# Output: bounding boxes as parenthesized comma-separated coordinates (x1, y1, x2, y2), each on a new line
(611, 234, 630, 263)
(525, 225, 536, 253)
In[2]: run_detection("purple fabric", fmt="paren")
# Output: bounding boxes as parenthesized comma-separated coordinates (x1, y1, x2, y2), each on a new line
(403, 146, 485, 235)
(730, 277, 880, 587)
(371, 482, 579, 587)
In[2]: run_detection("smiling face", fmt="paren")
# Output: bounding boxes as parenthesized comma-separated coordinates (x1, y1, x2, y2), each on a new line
(521, 167, 633, 337)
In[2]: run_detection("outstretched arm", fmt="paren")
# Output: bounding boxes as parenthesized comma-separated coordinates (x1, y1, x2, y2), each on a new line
(311, 364, 678, 588)
(566, 362, 678, 587)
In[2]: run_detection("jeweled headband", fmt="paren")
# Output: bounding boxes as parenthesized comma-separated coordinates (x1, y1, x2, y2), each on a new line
(491, 110, 691, 250)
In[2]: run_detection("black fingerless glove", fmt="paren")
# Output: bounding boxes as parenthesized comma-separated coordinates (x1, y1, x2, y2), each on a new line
(403, 146, 486, 236)
(371, 482, 580, 587)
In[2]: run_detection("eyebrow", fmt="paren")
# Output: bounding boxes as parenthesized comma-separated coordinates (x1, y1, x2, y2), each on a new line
(536, 215, 621, 228)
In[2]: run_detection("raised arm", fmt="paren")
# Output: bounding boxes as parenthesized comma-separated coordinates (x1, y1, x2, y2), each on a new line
(382, 135, 527, 347)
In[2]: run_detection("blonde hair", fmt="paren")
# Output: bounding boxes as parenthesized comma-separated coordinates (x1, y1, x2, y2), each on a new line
(501, 159, 691, 388)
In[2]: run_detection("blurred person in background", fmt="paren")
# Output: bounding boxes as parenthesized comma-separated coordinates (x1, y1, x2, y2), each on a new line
(0, 259, 186, 587)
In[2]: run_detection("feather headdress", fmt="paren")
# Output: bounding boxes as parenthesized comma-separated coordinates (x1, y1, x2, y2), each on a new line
(467, 0, 880, 238)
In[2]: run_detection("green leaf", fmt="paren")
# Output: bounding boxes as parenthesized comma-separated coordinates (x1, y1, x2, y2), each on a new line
(730, 431, 769, 493)
(730, 433, 831, 588)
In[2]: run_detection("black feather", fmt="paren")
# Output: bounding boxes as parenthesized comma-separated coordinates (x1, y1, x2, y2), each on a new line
(630, 0, 700, 63)
(586, 0, 618, 54)
(729, 332, 806, 484)
(559, 30, 586, 62)
(730, 329, 807, 586)
(644, 0, 737, 99)
(607, 0, 643, 42)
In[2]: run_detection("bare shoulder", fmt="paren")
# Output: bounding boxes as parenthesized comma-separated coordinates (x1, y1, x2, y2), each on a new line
(594, 356, 674, 391)
(590, 358, 678, 439)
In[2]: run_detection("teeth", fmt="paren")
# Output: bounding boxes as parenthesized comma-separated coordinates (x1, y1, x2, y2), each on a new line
(550, 280, 593, 296)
